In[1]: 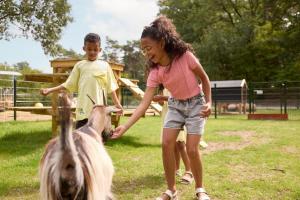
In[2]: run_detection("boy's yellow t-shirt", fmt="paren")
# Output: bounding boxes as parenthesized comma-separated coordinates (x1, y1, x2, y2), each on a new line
(62, 60, 118, 120)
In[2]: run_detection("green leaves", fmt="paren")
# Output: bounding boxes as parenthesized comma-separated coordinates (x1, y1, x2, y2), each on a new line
(0, 0, 72, 56)
(103, 37, 146, 84)
(159, 0, 300, 81)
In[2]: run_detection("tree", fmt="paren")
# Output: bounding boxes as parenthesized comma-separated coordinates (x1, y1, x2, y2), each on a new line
(102, 36, 122, 63)
(159, 0, 300, 81)
(56, 45, 84, 59)
(0, 0, 72, 56)
(121, 40, 147, 85)
(103, 37, 147, 86)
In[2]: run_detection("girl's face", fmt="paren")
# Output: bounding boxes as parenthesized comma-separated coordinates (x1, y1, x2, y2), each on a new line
(141, 37, 167, 65)
(83, 42, 101, 61)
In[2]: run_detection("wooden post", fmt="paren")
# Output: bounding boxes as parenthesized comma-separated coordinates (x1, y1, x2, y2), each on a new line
(13, 77, 17, 120)
(214, 83, 217, 119)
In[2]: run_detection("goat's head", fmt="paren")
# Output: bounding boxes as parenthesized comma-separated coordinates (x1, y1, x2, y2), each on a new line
(89, 105, 121, 141)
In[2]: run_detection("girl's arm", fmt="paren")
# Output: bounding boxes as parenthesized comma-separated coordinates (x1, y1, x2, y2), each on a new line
(111, 86, 156, 139)
(192, 64, 212, 117)
(40, 85, 66, 96)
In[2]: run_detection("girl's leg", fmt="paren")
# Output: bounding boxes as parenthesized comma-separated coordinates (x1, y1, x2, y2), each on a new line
(161, 128, 180, 192)
(186, 134, 203, 188)
(177, 141, 191, 172)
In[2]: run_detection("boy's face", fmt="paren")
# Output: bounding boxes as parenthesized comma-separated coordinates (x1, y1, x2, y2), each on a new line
(83, 42, 101, 61)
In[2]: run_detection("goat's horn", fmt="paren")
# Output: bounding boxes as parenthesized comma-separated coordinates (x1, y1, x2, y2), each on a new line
(87, 94, 96, 105)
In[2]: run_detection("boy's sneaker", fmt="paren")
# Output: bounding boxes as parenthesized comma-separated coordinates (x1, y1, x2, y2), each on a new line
(199, 141, 208, 149)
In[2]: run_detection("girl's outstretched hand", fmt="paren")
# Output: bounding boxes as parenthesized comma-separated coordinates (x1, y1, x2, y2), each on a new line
(111, 125, 127, 139)
(200, 103, 211, 118)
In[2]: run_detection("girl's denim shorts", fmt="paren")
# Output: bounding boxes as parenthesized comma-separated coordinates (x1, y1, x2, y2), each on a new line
(163, 93, 206, 135)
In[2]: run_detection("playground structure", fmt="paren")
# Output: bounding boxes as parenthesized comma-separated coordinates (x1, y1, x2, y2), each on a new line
(119, 78, 162, 114)
(9, 58, 162, 135)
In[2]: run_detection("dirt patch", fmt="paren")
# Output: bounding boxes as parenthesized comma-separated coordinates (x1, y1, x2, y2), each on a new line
(281, 146, 300, 155)
(228, 163, 277, 184)
(203, 131, 256, 154)
(0, 111, 51, 122)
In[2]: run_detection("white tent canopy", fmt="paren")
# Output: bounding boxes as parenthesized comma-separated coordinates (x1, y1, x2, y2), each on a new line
(0, 71, 22, 76)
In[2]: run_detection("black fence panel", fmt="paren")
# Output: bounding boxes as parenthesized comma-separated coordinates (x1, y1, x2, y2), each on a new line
(248, 81, 300, 120)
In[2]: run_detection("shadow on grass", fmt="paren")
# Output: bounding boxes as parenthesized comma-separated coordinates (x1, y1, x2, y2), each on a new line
(106, 135, 161, 148)
(113, 174, 164, 195)
(0, 129, 51, 157)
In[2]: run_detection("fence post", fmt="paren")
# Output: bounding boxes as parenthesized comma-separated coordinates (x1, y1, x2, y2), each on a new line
(13, 77, 17, 120)
(248, 82, 252, 114)
(280, 82, 283, 114)
(283, 81, 287, 114)
(214, 83, 217, 119)
(297, 87, 300, 109)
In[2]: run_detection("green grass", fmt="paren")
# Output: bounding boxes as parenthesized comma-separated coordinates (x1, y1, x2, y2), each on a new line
(0, 116, 300, 200)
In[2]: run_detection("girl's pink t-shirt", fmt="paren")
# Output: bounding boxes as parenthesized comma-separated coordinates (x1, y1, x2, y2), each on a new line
(147, 51, 201, 100)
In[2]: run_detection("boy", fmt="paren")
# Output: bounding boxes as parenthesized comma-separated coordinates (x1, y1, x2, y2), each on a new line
(40, 33, 122, 128)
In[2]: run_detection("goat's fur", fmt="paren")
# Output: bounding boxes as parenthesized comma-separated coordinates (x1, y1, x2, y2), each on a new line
(40, 94, 114, 200)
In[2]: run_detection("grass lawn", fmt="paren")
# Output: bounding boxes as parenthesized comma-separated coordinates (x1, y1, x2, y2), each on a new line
(0, 115, 300, 200)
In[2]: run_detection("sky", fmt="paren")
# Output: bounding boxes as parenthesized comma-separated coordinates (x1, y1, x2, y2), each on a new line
(0, 0, 159, 73)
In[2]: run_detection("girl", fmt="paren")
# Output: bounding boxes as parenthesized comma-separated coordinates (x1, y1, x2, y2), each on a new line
(153, 88, 194, 185)
(112, 16, 211, 200)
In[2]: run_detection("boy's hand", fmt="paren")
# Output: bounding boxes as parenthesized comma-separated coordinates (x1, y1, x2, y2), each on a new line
(200, 103, 211, 118)
(153, 95, 163, 102)
(153, 95, 166, 105)
(111, 125, 127, 139)
(115, 104, 123, 115)
(40, 88, 50, 96)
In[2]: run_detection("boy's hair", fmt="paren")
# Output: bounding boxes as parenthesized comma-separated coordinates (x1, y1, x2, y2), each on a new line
(141, 15, 193, 73)
(84, 33, 101, 45)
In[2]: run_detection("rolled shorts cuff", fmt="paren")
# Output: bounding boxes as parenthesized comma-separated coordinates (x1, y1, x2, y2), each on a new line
(163, 126, 183, 130)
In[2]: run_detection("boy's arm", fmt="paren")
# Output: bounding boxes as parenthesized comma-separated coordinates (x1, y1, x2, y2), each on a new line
(110, 91, 123, 110)
(40, 85, 66, 96)
(153, 95, 169, 102)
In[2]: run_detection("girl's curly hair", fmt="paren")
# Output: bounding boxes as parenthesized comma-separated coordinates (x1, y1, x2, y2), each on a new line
(141, 15, 193, 79)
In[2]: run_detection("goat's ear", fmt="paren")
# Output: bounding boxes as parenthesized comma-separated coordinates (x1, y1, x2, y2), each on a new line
(106, 106, 122, 114)
(58, 92, 71, 107)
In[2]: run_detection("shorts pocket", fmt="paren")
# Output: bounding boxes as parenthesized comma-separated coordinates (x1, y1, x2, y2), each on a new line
(194, 97, 205, 106)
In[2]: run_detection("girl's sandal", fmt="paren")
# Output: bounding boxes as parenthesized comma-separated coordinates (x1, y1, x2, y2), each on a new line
(155, 189, 178, 200)
(195, 188, 210, 200)
(180, 171, 194, 184)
